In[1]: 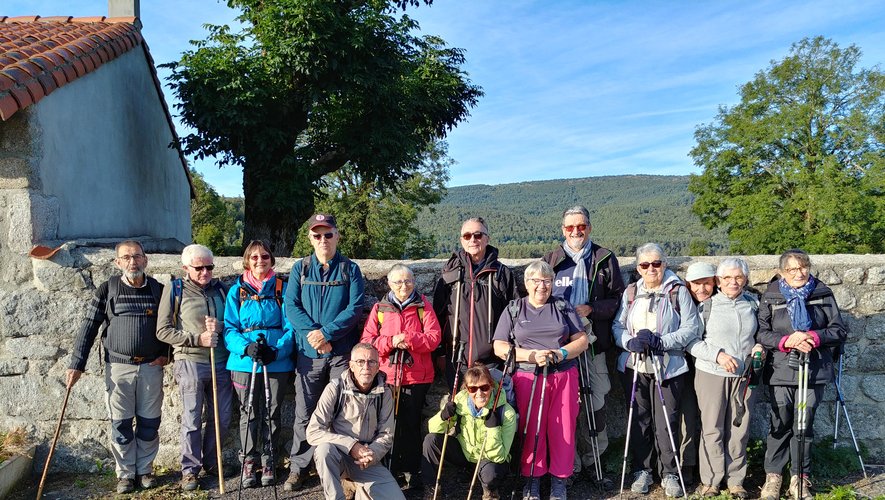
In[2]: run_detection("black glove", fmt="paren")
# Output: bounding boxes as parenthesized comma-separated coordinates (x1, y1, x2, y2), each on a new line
(245, 342, 261, 361)
(440, 401, 456, 421)
(485, 408, 500, 428)
(647, 334, 664, 355)
(259, 345, 277, 365)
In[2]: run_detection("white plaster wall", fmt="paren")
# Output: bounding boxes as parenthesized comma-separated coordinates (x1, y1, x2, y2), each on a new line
(32, 48, 190, 244)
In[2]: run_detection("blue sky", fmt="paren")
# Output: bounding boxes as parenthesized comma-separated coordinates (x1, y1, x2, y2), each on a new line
(5, 1, 884, 196)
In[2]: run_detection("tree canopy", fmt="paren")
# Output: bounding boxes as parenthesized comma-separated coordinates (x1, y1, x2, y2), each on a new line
(190, 169, 241, 255)
(688, 36, 885, 254)
(164, 0, 481, 255)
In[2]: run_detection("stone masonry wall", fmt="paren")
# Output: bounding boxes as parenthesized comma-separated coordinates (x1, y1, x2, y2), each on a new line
(1, 246, 882, 475)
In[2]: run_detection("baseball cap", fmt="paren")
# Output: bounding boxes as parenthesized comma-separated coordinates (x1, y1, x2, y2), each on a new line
(307, 213, 337, 230)
(685, 262, 717, 281)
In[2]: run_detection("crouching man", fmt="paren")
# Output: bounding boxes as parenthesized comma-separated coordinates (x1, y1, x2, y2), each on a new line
(306, 343, 405, 500)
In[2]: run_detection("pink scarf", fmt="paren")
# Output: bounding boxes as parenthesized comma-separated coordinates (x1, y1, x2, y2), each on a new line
(243, 268, 276, 292)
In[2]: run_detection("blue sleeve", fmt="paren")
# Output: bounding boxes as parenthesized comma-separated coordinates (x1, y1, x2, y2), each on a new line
(613, 294, 631, 349)
(321, 261, 366, 342)
(283, 258, 321, 340)
(274, 280, 296, 359)
(223, 283, 250, 357)
(661, 286, 700, 351)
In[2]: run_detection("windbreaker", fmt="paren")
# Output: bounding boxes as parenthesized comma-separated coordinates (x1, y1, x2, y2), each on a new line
(223, 275, 295, 373)
(688, 291, 758, 377)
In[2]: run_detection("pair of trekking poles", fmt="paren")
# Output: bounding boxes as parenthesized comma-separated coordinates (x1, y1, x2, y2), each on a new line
(238, 333, 279, 500)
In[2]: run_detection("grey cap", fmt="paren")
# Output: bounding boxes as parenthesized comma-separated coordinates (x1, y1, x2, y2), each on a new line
(685, 262, 717, 282)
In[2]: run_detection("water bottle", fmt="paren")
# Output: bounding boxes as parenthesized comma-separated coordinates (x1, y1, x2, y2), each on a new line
(749, 351, 763, 388)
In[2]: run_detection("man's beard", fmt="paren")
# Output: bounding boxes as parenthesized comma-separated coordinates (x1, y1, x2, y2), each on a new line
(124, 270, 145, 281)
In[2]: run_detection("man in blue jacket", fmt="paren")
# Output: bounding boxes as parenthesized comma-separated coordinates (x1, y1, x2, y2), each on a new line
(283, 213, 366, 491)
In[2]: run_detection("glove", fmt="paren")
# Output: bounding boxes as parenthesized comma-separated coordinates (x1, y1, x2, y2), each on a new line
(259, 345, 278, 365)
(440, 401, 456, 421)
(647, 334, 664, 355)
(245, 342, 262, 361)
(625, 335, 647, 353)
(485, 408, 500, 428)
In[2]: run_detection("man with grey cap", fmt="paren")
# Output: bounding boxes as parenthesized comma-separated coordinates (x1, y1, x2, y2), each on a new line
(283, 213, 366, 491)
(679, 261, 718, 488)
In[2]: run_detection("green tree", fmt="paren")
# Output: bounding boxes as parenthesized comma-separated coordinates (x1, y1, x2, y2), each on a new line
(190, 169, 239, 255)
(164, 0, 481, 255)
(688, 36, 885, 254)
(292, 140, 450, 259)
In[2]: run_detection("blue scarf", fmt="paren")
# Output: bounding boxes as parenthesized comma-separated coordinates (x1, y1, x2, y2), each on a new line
(778, 275, 816, 331)
(562, 239, 593, 306)
(387, 290, 420, 311)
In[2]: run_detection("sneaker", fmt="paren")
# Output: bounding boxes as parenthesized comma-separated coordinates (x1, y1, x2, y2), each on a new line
(137, 473, 156, 489)
(241, 459, 258, 488)
(698, 484, 719, 497)
(181, 473, 199, 492)
(729, 484, 749, 499)
(789, 474, 813, 500)
(550, 476, 568, 500)
(522, 477, 541, 500)
(116, 478, 135, 494)
(261, 465, 275, 487)
(481, 485, 500, 500)
(760, 473, 783, 500)
(662, 473, 683, 498)
(631, 469, 653, 494)
(283, 471, 303, 492)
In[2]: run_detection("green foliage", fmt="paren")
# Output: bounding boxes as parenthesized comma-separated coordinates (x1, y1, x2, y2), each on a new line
(689, 36, 885, 254)
(190, 169, 241, 255)
(164, 0, 481, 254)
(811, 437, 868, 481)
(416, 175, 730, 258)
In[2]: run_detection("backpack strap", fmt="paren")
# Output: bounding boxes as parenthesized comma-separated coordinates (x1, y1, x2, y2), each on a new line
(171, 278, 183, 329)
(300, 255, 352, 287)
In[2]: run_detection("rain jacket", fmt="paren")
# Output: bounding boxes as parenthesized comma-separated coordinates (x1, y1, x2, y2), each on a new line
(223, 275, 295, 373)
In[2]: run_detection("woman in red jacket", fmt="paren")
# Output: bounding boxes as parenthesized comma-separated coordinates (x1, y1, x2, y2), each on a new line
(361, 264, 442, 488)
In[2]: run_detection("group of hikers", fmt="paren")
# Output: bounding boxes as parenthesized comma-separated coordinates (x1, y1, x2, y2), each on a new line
(64, 205, 849, 500)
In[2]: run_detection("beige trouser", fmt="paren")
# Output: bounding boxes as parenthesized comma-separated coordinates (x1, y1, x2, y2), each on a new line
(104, 363, 164, 479)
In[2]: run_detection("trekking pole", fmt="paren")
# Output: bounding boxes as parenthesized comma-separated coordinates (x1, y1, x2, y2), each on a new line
(260, 358, 279, 500)
(36, 379, 73, 499)
(466, 344, 515, 500)
(796, 352, 809, 500)
(578, 349, 603, 481)
(386, 349, 405, 471)
(210, 346, 225, 494)
(527, 361, 549, 499)
(832, 347, 867, 478)
(237, 358, 259, 500)
(619, 353, 639, 496)
(432, 342, 465, 500)
(649, 351, 687, 496)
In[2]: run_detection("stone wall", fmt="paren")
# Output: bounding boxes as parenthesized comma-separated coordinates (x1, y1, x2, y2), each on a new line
(1, 246, 882, 474)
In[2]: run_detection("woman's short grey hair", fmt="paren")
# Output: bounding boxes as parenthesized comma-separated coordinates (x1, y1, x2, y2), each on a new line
(524, 261, 555, 282)
(717, 257, 749, 278)
(181, 244, 213, 266)
(386, 264, 414, 281)
(562, 205, 590, 225)
(635, 243, 666, 263)
(779, 249, 811, 270)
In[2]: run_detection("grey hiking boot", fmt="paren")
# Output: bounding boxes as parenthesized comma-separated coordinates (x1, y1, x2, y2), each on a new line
(550, 476, 568, 500)
(662, 473, 683, 498)
(116, 478, 135, 494)
(760, 473, 783, 500)
(631, 469, 653, 494)
(137, 473, 156, 489)
(283, 471, 303, 491)
(181, 473, 199, 491)
(789, 474, 813, 500)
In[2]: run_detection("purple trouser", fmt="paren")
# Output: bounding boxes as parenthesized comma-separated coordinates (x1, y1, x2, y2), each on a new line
(173, 359, 233, 475)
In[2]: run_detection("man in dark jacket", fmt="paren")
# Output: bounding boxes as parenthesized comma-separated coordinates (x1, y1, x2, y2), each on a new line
(432, 217, 519, 386)
(542, 206, 625, 481)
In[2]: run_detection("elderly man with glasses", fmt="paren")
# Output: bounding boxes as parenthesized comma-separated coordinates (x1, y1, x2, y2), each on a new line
(284, 213, 366, 491)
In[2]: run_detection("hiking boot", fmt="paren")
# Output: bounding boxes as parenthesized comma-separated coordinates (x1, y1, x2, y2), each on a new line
(760, 473, 783, 500)
(181, 473, 199, 492)
(522, 477, 541, 500)
(116, 478, 135, 494)
(789, 474, 813, 500)
(481, 485, 500, 500)
(261, 465, 275, 487)
(662, 473, 684, 498)
(283, 471, 303, 492)
(729, 484, 749, 499)
(698, 484, 719, 497)
(550, 476, 568, 500)
(241, 459, 258, 488)
(631, 469, 653, 494)
(137, 473, 156, 489)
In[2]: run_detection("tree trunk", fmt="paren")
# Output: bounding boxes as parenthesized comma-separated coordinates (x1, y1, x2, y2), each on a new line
(241, 159, 315, 256)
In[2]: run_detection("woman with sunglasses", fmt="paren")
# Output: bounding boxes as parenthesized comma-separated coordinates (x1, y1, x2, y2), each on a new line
(360, 264, 442, 488)
(422, 363, 517, 500)
(612, 243, 699, 498)
(224, 240, 295, 488)
(492, 260, 589, 500)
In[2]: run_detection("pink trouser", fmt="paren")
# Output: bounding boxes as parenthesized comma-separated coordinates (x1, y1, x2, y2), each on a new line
(513, 366, 579, 478)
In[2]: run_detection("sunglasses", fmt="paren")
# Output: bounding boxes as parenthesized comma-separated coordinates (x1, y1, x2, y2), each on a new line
(188, 264, 215, 272)
(638, 260, 663, 270)
(311, 232, 335, 241)
(466, 383, 491, 393)
(563, 224, 588, 233)
(250, 254, 271, 261)
(462, 231, 487, 241)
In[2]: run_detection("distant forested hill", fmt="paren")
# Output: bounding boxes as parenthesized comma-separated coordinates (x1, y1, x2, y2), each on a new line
(416, 175, 731, 258)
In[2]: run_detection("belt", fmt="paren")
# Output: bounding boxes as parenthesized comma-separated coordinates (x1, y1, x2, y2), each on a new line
(242, 326, 282, 333)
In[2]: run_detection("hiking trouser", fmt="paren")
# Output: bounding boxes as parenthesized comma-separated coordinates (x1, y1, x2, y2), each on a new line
(679, 362, 700, 471)
(695, 369, 757, 488)
(174, 359, 233, 475)
(765, 384, 823, 476)
(104, 362, 164, 479)
(231, 370, 287, 467)
(389, 383, 430, 475)
(422, 432, 508, 491)
(574, 351, 610, 470)
(289, 353, 349, 473)
(620, 369, 685, 475)
(314, 441, 405, 500)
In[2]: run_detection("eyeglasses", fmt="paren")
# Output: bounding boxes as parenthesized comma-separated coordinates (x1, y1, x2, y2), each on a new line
(783, 266, 809, 275)
(563, 224, 588, 233)
(250, 254, 271, 261)
(466, 383, 491, 393)
(529, 278, 552, 287)
(390, 279, 415, 287)
(719, 275, 745, 283)
(461, 232, 487, 241)
(638, 260, 663, 270)
(311, 232, 335, 241)
(117, 254, 145, 262)
(351, 359, 379, 367)
(188, 264, 215, 272)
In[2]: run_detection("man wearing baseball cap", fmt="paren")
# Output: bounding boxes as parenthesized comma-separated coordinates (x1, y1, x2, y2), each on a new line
(283, 213, 366, 491)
